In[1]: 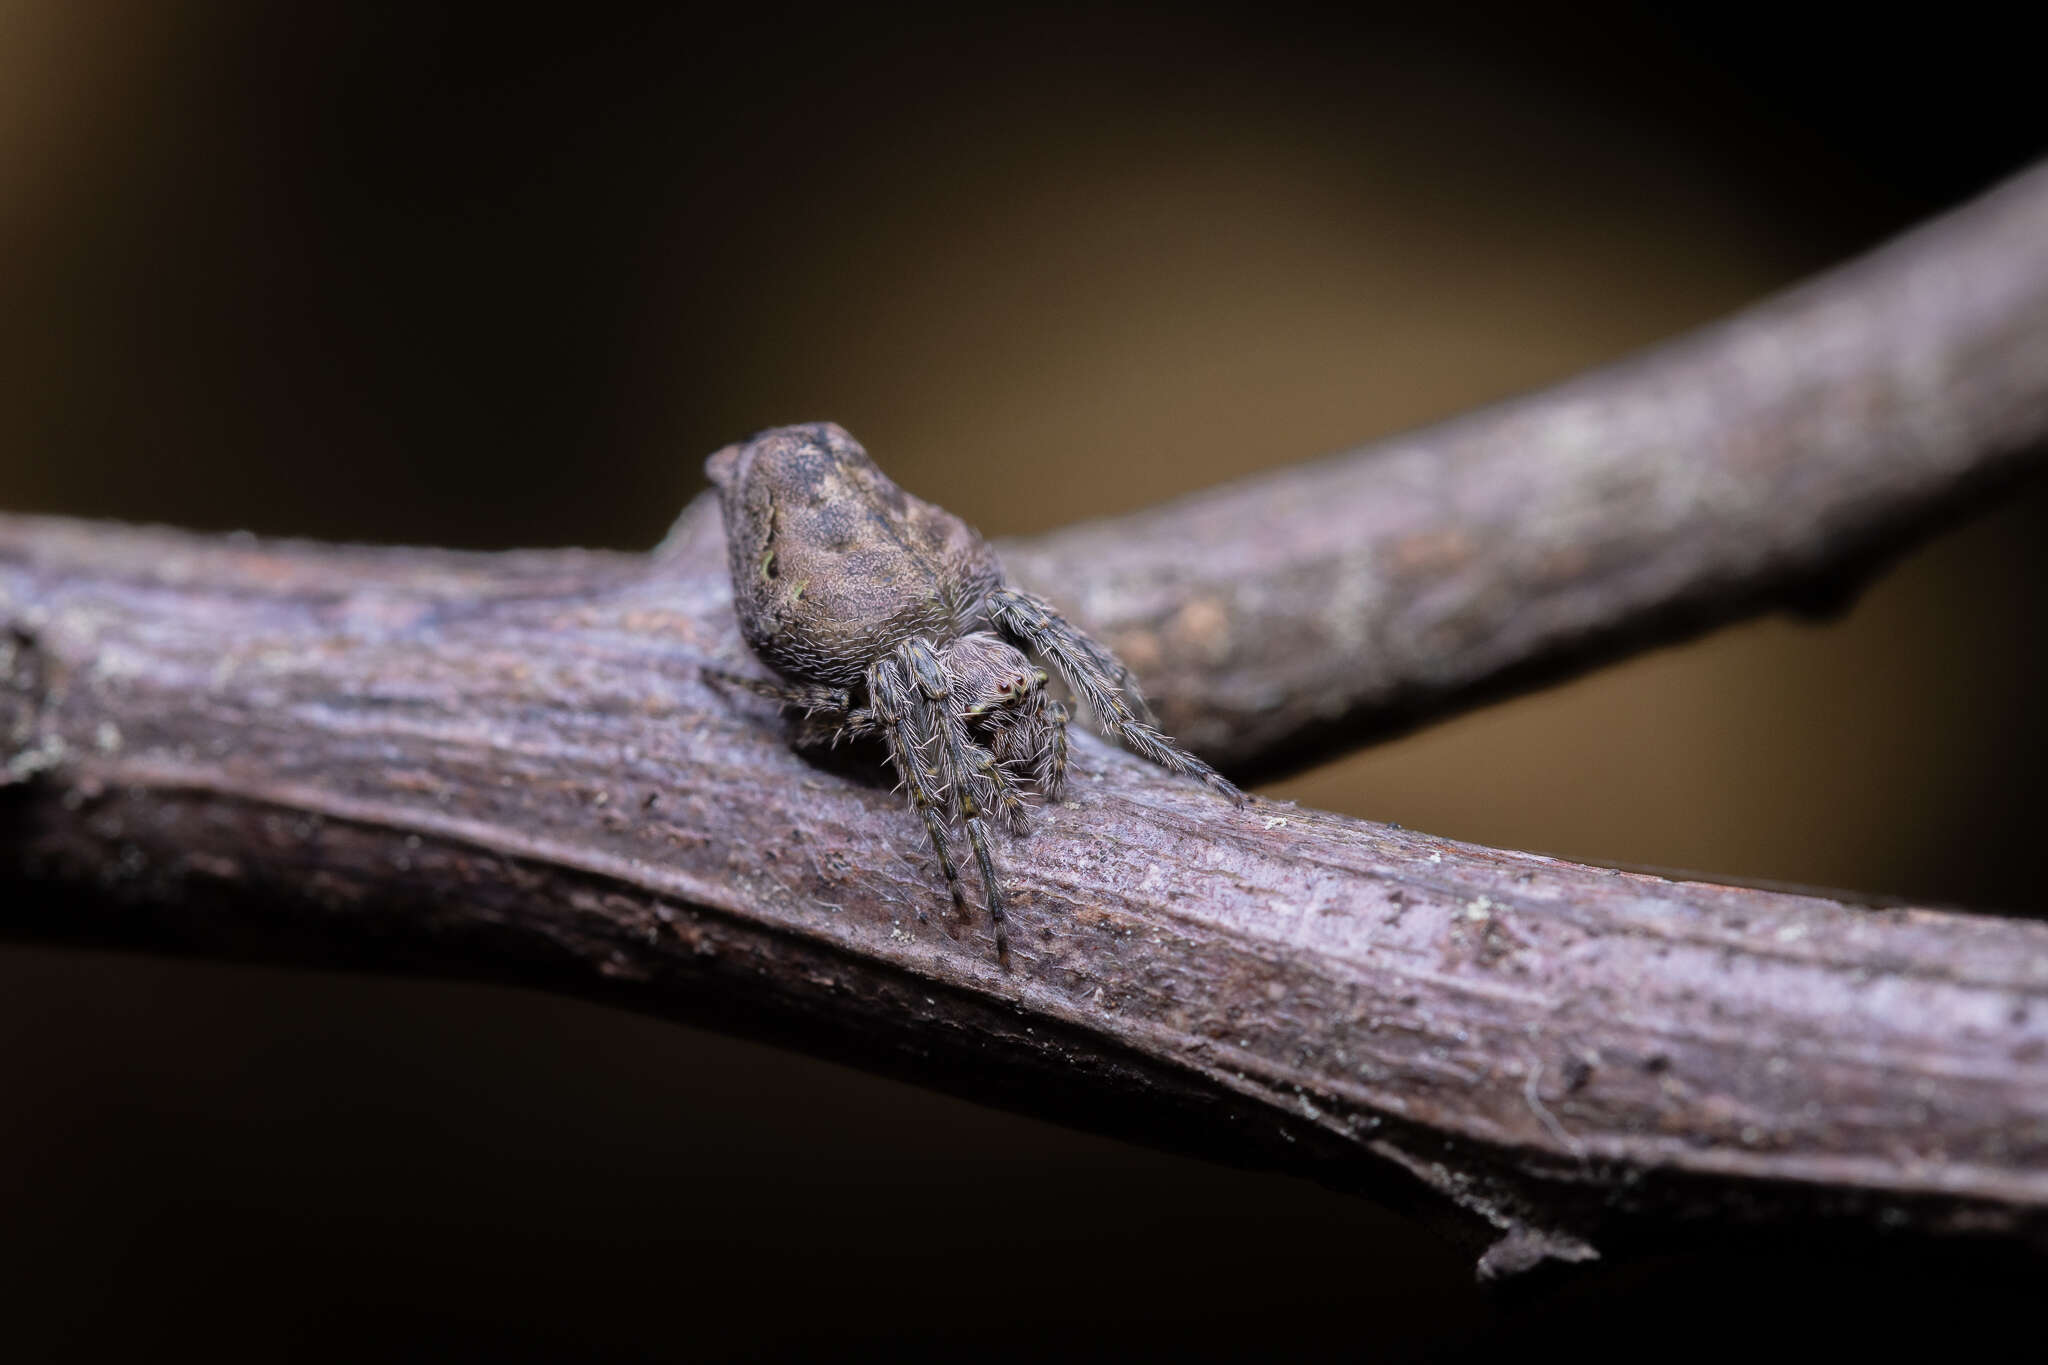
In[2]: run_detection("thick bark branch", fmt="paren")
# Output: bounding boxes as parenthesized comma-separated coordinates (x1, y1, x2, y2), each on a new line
(998, 161, 2048, 778)
(8, 162, 2048, 1274)
(5, 502, 2047, 1275)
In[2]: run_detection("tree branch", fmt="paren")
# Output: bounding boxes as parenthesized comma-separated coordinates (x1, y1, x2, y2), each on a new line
(998, 161, 2048, 778)
(5, 501, 2048, 1275)
(7, 162, 2048, 1276)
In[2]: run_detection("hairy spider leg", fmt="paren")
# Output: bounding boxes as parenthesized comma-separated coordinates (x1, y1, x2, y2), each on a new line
(959, 720, 1032, 836)
(987, 588, 1243, 804)
(1068, 620, 1158, 725)
(1037, 693, 1070, 800)
(702, 667, 853, 712)
(868, 654, 971, 934)
(987, 682, 1068, 808)
(898, 639, 1012, 965)
(928, 697, 1014, 965)
(962, 699, 1033, 836)
(702, 668, 876, 747)
(929, 633, 1037, 833)
(982, 747, 1032, 835)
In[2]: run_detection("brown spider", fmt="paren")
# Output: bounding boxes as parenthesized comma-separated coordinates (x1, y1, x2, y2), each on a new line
(706, 422, 1241, 964)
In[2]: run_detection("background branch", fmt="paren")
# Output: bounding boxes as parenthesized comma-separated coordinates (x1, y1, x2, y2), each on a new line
(997, 161, 2048, 779)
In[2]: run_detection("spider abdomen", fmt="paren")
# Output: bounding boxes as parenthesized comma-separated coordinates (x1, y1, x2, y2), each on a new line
(708, 422, 1000, 685)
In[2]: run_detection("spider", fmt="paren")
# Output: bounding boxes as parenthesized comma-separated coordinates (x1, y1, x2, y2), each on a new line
(706, 422, 1241, 964)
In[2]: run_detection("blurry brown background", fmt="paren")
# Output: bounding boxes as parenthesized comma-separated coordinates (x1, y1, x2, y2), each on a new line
(3, 3, 2044, 1360)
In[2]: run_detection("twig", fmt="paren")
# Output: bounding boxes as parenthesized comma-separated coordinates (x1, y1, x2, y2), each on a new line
(997, 161, 2048, 778)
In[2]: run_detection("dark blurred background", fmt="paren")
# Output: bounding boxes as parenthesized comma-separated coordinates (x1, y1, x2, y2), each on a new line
(3, 3, 2044, 1360)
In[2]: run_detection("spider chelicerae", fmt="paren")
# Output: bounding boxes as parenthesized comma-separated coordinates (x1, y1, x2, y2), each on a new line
(707, 422, 1240, 963)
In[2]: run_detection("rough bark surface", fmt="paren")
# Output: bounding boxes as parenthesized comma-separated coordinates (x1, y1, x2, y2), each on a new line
(6, 163, 2048, 1275)
(6, 504, 2048, 1273)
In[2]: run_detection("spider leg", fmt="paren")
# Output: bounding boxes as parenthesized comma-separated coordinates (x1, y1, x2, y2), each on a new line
(896, 639, 1013, 964)
(970, 718, 1033, 836)
(705, 667, 875, 747)
(928, 711, 1014, 966)
(943, 725, 1011, 966)
(792, 708, 880, 750)
(987, 587, 1242, 804)
(1038, 693, 1070, 802)
(983, 750, 1031, 835)
(704, 665, 834, 707)
(993, 686, 1067, 806)
(868, 654, 970, 932)
(1070, 626, 1157, 724)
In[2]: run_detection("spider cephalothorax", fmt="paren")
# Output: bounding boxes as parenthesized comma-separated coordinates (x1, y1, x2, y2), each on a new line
(707, 422, 1240, 963)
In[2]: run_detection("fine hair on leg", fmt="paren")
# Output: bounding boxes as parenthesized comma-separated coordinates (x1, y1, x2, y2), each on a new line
(867, 655, 968, 930)
(987, 686, 1066, 808)
(705, 667, 873, 747)
(897, 640, 1011, 963)
(987, 588, 1241, 804)
(1036, 694, 1069, 800)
